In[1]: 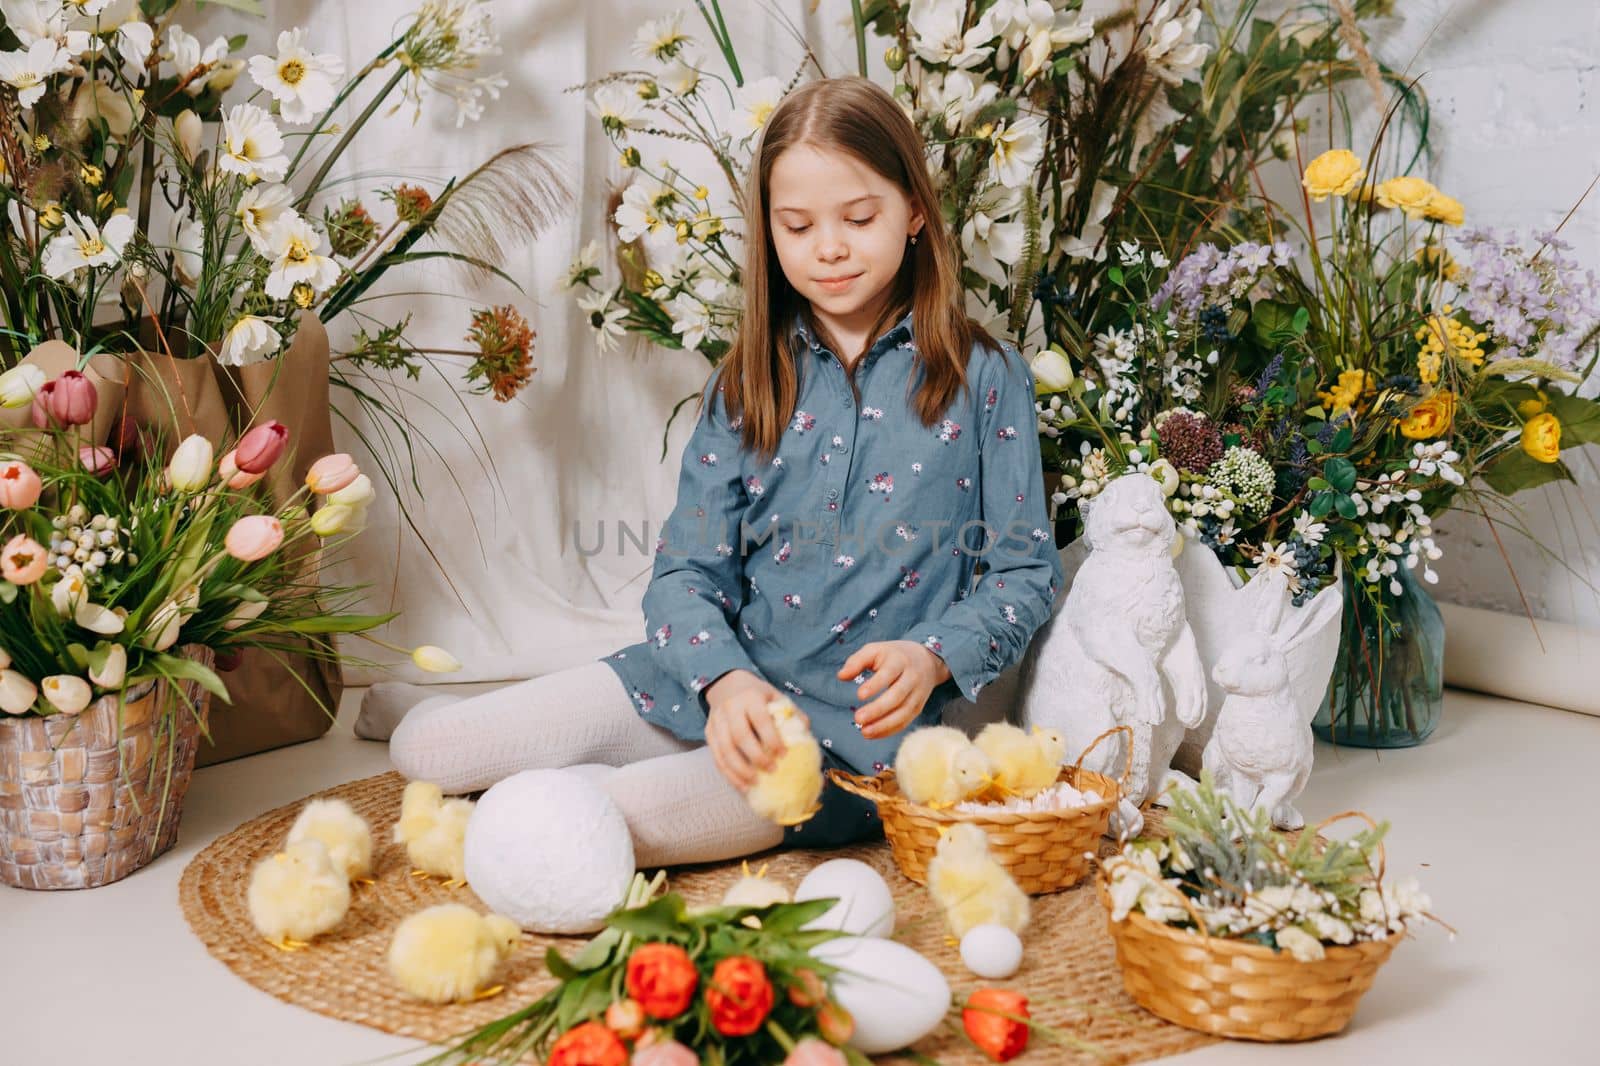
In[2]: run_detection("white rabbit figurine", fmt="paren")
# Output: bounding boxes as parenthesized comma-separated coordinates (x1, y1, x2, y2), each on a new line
(1203, 567, 1343, 830)
(1017, 473, 1208, 837)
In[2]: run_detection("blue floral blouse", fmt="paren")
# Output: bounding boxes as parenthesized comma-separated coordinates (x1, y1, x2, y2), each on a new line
(600, 309, 1064, 845)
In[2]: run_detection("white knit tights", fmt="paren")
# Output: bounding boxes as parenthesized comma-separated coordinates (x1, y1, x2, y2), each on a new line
(386, 661, 784, 867)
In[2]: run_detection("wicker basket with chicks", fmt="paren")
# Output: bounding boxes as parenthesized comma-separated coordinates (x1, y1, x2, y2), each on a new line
(830, 724, 1130, 894)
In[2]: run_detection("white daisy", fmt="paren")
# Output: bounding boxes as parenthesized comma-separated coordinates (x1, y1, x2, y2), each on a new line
(262, 216, 340, 299)
(666, 290, 712, 352)
(587, 82, 648, 137)
(1256, 541, 1299, 580)
(1291, 513, 1328, 545)
(217, 315, 283, 366)
(218, 104, 288, 182)
(731, 76, 785, 140)
(577, 288, 626, 354)
(987, 115, 1045, 189)
(0, 39, 72, 108)
(247, 28, 344, 124)
(660, 50, 701, 96)
(42, 212, 134, 278)
(613, 179, 673, 243)
(234, 183, 297, 254)
(631, 11, 691, 62)
(562, 239, 601, 290)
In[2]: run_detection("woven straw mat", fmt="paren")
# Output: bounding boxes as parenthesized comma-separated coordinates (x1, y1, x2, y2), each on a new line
(179, 771, 1215, 1064)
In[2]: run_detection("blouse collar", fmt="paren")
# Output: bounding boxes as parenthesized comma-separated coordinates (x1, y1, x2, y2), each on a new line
(793, 308, 915, 363)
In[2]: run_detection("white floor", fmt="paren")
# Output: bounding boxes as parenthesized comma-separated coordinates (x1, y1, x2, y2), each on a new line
(4, 686, 1596, 1066)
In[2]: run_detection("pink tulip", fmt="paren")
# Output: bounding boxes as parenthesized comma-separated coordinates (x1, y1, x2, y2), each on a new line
(47, 370, 97, 427)
(79, 446, 117, 476)
(782, 1039, 848, 1066)
(218, 450, 265, 489)
(305, 453, 359, 494)
(235, 420, 289, 474)
(0, 460, 42, 509)
(1, 535, 48, 585)
(224, 515, 283, 561)
(632, 1041, 700, 1066)
(30, 381, 56, 429)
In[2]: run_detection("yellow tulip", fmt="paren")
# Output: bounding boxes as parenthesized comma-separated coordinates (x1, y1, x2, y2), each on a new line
(1522, 412, 1561, 463)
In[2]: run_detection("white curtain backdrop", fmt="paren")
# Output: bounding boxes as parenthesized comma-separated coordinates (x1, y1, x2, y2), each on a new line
(182, 1, 1599, 693)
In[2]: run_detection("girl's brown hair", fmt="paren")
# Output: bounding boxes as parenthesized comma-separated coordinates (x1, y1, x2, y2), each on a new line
(715, 76, 999, 459)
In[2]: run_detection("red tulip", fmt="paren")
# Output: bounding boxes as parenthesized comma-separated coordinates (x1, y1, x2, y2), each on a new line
(47, 370, 97, 427)
(235, 420, 289, 474)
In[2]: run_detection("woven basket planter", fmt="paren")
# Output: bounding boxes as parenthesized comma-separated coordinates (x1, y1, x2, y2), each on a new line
(829, 726, 1129, 895)
(0, 646, 215, 890)
(1097, 879, 1398, 1041)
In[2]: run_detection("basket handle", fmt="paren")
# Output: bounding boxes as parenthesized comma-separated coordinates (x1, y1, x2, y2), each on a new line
(1071, 724, 1134, 796)
(1313, 809, 1387, 882)
(826, 767, 888, 805)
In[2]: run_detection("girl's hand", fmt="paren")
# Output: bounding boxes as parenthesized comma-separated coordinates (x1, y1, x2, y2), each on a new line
(838, 641, 952, 740)
(705, 669, 794, 791)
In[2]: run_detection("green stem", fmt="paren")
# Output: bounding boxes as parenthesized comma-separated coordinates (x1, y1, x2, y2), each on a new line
(850, 0, 869, 77)
(296, 65, 410, 211)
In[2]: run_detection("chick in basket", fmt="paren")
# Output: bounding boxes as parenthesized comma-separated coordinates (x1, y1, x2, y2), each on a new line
(974, 723, 1067, 801)
(894, 725, 993, 808)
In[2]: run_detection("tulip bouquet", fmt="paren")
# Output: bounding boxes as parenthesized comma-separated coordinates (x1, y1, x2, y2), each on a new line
(0, 361, 402, 723)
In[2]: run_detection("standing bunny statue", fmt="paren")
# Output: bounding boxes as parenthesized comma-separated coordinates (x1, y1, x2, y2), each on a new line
(1017, 473, 1207, 837)
(1203, 566, 1344, 830)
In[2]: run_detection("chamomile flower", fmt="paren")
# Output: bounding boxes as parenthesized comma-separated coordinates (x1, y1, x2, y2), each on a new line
(577, 288, 627, 354)
(0, 39, 72, 109)
(587, 82, 648, 137)
(731, 76, 785, 140)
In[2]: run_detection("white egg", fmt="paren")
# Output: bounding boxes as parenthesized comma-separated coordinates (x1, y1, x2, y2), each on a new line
(811, 936, 950, 1054)
(463, 769, 634, 934)
(795, 858, 895, 937)
(960, 923, 1024, 979)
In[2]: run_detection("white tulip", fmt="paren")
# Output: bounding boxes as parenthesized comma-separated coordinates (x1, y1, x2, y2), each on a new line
(51, 571, 87, 618)
(89, 645, 127, 689)
(327, 474, 374, 509)
(174, 109, 203, 161)
(1149, 458, 1180, 497)
(1029, 347, 1075, 394)
(42, 675, 93, 715)
(223, 598, 268, 631)
(310, 502, 361, 537)
(412, 646, 462, 673)
(145, 599, 183, 651)
(0, 364, 46, 408)
(0, 670, 36, 714)
(74, 601, 126, 635)
(168, 434, 215, 492)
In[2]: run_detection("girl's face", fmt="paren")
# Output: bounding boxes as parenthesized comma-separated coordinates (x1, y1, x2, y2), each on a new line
(767, 143, 924, 323)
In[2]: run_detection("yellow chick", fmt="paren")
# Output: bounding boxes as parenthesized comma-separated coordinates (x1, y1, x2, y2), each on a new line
(926, 822, 1030, 939)
(394, 780, 474, 887)
(894, 725, 993, 807)
(745, 697, 823, 827)
(975, 723, 1067, 800)
(247, 838, 352, 950)
(287, 798, 375, 884)
(386, 903, 522, 1004)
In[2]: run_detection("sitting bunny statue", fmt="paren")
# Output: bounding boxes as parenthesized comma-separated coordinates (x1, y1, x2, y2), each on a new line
(1017, 473, 1207, 837)
(1203, 566, 1343, 830)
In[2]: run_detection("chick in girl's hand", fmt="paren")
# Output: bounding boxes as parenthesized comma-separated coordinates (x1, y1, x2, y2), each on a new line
(926, 823, 1030, 938)
(975, 723, 1067, 800)
(394, 780, 474, 887)
(387, 903, 522, 1003)
(744, 697, 823, 827)
(895, 725, 992, 807)
(248, 838, 352, 950)
(287, 798, 375, 884)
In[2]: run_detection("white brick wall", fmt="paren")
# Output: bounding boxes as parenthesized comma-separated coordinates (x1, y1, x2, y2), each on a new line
(1369, 1, 1600, 626)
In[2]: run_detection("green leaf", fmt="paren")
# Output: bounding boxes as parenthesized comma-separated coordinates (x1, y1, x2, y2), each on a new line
(1307, 476, 1331, 491)
(1324, 457, 1357, 494)
(66, 642, 91, 670)
(1544, 392, 1600, 447)
(140, 0, 179, 16)
(749, 897, 840, 934)
(1310, 493, 1334, 518)
(567, 927, 623, 972)
(1481, 451, 1573, 496)
(544, 946, 580, 982)
(1305, 439, 1325, 455)
(605, 894, 691, 940)
(276, 611, 397, 634)
(1334, 494, 1359, 521)
(1291, 307, 1311, 335)
(197, 0, 265, 15)
(147, 652, 232, 705)
(1107, 266, 1124, 286)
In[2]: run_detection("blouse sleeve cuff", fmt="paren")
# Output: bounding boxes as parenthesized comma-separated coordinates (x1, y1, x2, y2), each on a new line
(677, 644, 762, 712)
(899, 621, 999, 703)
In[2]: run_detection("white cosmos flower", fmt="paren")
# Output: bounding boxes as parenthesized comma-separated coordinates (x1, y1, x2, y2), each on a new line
(987, 115, 1045, 189)
(908, 0, 994, 69)
(234, 183, 296, 254)
(731, 75, 785, 140)
(218, 103, 288, 182)
(218, 315, 282, 366)
(168, 214, 204, 286)
(248, 27, 344, 124)
(42, 212, 134, 278)
(112, 19, 153, 68)
(1292, 512, 1328, 545)
(2, 0, 91, 53)
(587, 82, 648, 137)
(578, 288, 627, 354)
(0, 39, 73, 108)
(61, 0, 115, 15)
(263, 217, 339, 299)
(1020, 6, 1094, 80)
(631, 10, 691, 62)
(161, 25, 238, 97)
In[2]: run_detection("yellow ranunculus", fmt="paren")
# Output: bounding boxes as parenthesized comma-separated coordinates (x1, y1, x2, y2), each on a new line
(1522, 411, 1561, 463)
(1375, 176, 1440, 220)
(1517, 391, 1548, 418)
(1399, 391, 1456, 439)
(1302, 149, 1367, 202)
(1424, 192, 1465, 226)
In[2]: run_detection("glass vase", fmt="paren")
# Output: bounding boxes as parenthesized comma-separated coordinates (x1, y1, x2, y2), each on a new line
(1312, 566, 1445, 748)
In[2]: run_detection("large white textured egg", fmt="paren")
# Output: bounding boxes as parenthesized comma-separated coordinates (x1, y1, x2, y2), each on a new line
(811, 936, 950, 1054)
(462, 769, 634, 934)
(960, 923, 1024, 979)
(795, 859, 895, 937)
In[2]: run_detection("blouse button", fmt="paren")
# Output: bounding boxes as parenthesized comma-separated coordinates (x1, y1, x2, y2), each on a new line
(826, 488, 839, 500)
